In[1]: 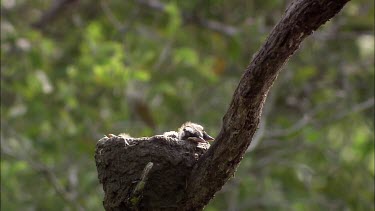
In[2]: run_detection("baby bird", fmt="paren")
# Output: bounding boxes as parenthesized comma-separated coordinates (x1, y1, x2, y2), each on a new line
(163, 131, 179, 139)
(178, 122, 214, 143)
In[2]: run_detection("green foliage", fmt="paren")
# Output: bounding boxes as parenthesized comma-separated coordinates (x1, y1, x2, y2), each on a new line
(1, 0, 373, 210)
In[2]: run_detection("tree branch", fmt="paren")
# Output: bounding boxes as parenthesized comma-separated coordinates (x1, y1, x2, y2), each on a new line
(179, 0, 350, 209)
(31, 0, 78, 29)
(0, 134, 85, 211)
(94, 0, 351, 210)
(266, 97, 374, 138)
(134, 0, 239, 36)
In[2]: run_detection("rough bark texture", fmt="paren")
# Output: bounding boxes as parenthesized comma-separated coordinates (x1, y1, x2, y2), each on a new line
(95, 0, 350, 210)
(179, 0, 350, 209)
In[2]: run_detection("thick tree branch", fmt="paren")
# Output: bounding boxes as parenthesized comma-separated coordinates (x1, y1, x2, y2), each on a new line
(179, 0, 350, 209)
(95, 0, 351, 210)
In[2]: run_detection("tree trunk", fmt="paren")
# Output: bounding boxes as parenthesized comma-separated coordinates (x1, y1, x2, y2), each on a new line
(95, 0, 351, 210)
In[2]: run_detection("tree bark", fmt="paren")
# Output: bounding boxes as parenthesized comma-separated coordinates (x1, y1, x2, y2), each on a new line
(94, 0, 350, 210)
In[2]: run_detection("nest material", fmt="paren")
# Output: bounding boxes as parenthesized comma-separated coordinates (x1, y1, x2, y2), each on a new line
(95, 134, 210, 210)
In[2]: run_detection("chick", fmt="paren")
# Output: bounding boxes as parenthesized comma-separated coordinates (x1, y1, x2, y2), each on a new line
(178, 122, 214, 143)
(163, 131, 179, 139)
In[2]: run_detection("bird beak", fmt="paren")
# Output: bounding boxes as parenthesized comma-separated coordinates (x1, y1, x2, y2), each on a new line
(203, 132, 214, 141)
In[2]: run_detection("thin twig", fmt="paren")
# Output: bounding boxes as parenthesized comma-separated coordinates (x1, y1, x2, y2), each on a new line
(330, 97, 374, 122)
(31, 0, 78, 29)
(129, 162, 154, 207)
(134, 0, 239, 36)
(0, 125, 85, 211)
(100, 0, 124, 31)
(266, 97, 374, 138)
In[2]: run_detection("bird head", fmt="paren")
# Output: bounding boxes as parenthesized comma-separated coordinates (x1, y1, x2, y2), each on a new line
(178, 122, 214, 142)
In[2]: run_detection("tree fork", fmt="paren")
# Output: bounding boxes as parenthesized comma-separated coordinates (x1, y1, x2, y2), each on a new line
(95, 0, 350, 210)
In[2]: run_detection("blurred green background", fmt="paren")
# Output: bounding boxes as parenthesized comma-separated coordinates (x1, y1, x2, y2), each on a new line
(1, 0, 374, 210)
